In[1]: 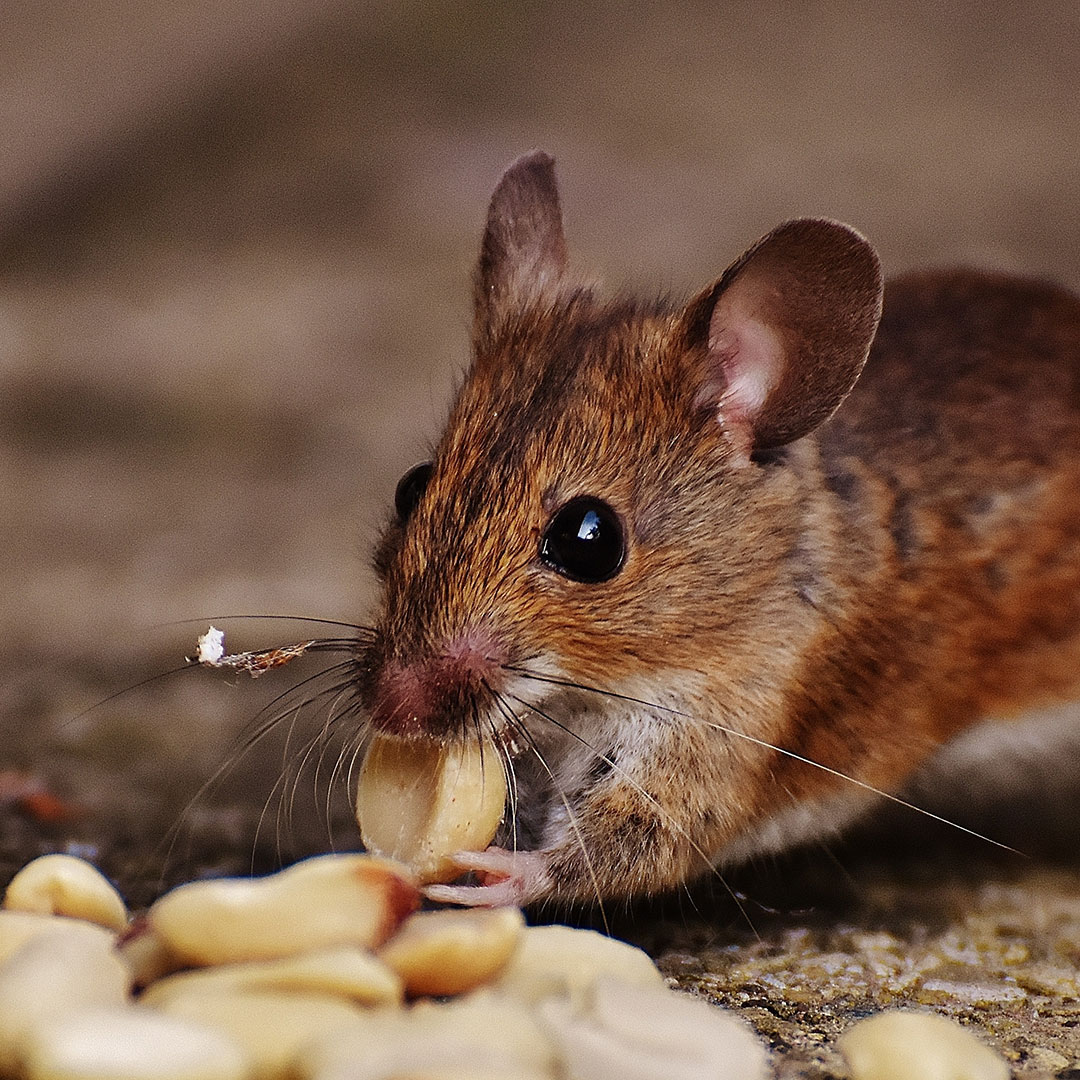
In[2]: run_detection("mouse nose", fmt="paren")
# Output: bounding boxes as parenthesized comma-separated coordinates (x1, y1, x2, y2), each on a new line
(366, 629, 507, 739)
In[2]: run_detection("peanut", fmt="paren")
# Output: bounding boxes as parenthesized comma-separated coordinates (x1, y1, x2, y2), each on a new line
(22, 1006, 249, 1080)
(0, 922, 131, 1073)
(493, 924, 664, 1007)
(141, 945, 402, 1009)
(3, 855, 128, 932)
(839, 1010, 1009, 1080)
(296, 989, 558, 1080)
(538, 975, 769, 1080)
(378, 907, 524, 997)
(357, 735, 506, 883)
(150, 989, 365, 1078)
(146, 854, 419, 966)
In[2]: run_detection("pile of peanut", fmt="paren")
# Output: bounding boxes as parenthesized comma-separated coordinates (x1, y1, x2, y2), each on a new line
(0, 714, 1013, 1080)
(0, 852, 772, 1079)
(0, 852, 1016, 1080)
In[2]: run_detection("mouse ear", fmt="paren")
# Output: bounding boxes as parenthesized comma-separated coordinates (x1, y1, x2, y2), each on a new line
(474, 150, 569, 344)
(682, 219, 883, 455)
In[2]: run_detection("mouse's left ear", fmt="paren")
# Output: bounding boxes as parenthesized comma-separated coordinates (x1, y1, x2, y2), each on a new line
(474, 150, 569, 347)
(681, 219, 883, 457)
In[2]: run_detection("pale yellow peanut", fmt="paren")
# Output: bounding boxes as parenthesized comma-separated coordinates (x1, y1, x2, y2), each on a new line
(141, 945, 402, 1008)
(3, 855, 128, 932)
(0, 922, 132, 1073)
(146, 853, 419, 966)
(538, 975, 770, 1080)
(378, 907, 524, 997)
(0, 911, 118, 965)
(296, 988, 558, 1080)
(150, 989, 364, 1080)
(839, 1010, 1009, 1080)
(357, 735, 506, 883)
(22, 1006, 249, 1080)
(493, 924, 664, 1008)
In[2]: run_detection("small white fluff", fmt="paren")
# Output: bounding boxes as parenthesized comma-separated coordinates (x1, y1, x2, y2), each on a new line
(196, 626, 226, 665)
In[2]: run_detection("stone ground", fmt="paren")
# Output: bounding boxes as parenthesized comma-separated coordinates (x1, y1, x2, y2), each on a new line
(2, 2, 1080, 1075)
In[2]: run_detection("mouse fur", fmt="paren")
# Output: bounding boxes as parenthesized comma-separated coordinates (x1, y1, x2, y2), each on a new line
(357, 151, 1080, 907)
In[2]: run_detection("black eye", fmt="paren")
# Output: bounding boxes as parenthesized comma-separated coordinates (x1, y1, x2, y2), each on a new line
(394, 462, 432, 522)
(540, 496, 626, 583)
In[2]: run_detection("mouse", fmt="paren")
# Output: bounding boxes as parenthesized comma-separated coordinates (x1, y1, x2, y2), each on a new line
(355, 150, 1080, 908)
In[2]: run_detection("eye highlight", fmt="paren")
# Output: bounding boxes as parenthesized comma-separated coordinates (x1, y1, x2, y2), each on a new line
(540, 496, 626, 583)
(394, 462, 433, 523)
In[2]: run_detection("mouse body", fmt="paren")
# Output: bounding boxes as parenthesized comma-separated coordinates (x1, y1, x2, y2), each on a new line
(357, 151, 1080, 907)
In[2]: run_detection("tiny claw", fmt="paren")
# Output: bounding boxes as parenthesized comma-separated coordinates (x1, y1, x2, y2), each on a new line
(423, 847, 549, 908)
(424, 878, 527, 907)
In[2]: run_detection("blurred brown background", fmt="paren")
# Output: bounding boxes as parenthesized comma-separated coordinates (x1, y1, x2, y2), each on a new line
(1, 1, 1078, 881)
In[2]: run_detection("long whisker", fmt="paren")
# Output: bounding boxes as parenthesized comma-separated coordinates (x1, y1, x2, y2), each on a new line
(505, 691, 757, 936)
(313, 683, 361, 849)
(160, 615, 375, 633)
(231, 659, 359, 743)
(328, 705, 369, 822)
(256, 672, 363, 867)
(489, 713, 520, 857)
(57, 664, 200, 732)
(266, 700, 308, 865)
(471, 692, 520, 857)
(274, 677, 357, 860)
(485, 684, 609, 930)
(504, 665, 1021, 856)
(159, 660, 361, 876)
(268, 672, 363, 848)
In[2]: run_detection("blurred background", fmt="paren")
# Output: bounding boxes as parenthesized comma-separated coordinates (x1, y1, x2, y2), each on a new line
(1, 0, 1078, 894)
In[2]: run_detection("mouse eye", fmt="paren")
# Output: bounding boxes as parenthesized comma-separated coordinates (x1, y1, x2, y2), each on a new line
(540, 496, 626, 583)
(394, 462, 433, 522)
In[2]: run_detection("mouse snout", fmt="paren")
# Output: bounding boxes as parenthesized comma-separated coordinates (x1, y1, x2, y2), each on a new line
(365, 628, 508, 739)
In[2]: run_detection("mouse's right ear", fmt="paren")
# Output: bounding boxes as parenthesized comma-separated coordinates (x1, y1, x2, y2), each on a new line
(681, 219, 883, 459)
(474, 150, 569, 347)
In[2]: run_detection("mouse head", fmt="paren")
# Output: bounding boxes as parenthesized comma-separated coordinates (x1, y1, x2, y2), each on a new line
(361, 151, 883, 746)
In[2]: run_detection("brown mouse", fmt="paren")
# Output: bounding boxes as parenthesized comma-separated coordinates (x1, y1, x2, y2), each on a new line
(356, 150, 1080, 907)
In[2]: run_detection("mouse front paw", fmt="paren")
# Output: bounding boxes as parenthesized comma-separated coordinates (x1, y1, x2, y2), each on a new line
(423, 847, 549, 907)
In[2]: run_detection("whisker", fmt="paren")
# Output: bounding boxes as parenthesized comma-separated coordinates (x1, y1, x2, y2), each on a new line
(270, 673, 366, 856)
(282, 688, 335, 851)
(159, 615, 375, 633)
(342, 732, 369, 820)
(58, 663, 202, 731)
(312, 684, 360, 849)
(254, 684, 357, 868)
(255, 735, 298, 873)
(493, 718, 521, 857)
(328, 711, 367, 812)
(232, 660, 359, 744)
(485, 684, 609, 930)
(505, 690, 756, 936)
(272, 700, 308, 862)
(473, 699, 520, 857)
(159, 660, 361, 878)
(504, 665, 1020, 856)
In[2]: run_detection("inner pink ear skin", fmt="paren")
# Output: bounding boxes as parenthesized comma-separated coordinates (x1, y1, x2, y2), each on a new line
(703, 289, 786, 463)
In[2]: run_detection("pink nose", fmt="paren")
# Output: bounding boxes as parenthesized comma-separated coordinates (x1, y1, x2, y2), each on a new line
(368, 631, 506, 738)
